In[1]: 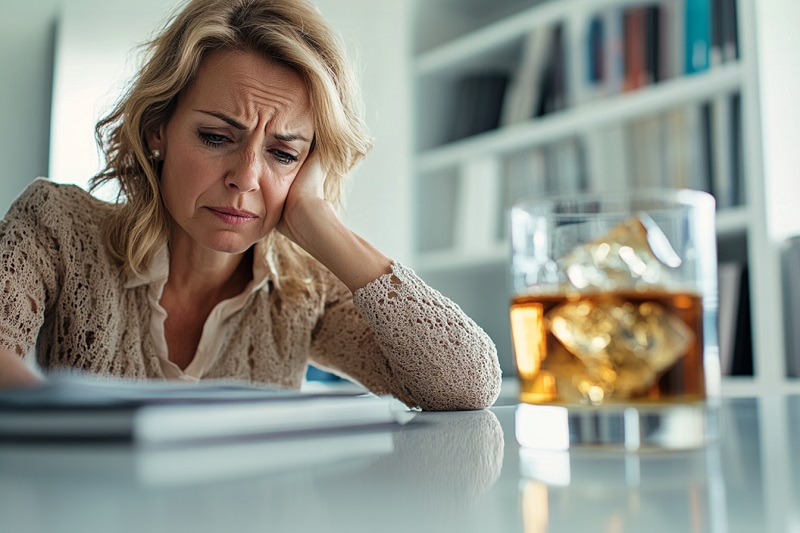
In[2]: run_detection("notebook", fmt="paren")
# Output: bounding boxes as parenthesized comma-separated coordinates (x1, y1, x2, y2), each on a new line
(0, 374, 411, 446)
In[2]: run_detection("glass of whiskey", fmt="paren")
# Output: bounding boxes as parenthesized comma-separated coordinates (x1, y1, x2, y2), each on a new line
(509, 189, 719, 450)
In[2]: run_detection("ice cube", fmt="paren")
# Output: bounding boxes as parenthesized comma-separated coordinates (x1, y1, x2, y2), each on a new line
(559, 216, 679, 294)
(539, 341, 616, 405)
(546, 295, 694, 402)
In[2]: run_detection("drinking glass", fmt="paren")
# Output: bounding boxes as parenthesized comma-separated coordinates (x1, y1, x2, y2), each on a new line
(509, 189, 719, 450)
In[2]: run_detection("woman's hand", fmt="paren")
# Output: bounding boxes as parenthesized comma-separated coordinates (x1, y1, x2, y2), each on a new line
(0, 346, 43, 389)
(275, 148, 393, 292)
(276, 149, 327, 246)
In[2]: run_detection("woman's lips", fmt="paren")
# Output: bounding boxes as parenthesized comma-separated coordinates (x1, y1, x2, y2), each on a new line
(206, 206, 259, 225)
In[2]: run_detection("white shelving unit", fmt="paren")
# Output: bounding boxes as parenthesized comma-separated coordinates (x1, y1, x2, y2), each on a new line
(410, 0, 800, 396)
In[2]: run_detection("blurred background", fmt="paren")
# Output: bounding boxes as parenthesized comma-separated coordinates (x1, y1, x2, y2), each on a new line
(2, 0, 800, 394)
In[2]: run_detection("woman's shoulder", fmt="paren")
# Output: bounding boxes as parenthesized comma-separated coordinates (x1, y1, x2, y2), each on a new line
(15, 178, 111, 209)
(7, 178, 114, 228)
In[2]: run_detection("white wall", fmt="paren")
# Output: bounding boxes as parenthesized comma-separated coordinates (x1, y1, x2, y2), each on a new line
(0, 0, 61, 214)
(0, 0, 412, 262)
(49, 1, 176, 201)
(753, 1, 800, 242)
(314, 0, 413, 263)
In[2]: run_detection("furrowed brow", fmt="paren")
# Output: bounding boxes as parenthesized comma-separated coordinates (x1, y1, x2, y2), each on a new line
(274, 132, 311, 143)
(195, 110, 247, 130)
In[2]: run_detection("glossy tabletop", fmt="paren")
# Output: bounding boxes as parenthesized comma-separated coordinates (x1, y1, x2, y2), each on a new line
(0, 392, 798, 533)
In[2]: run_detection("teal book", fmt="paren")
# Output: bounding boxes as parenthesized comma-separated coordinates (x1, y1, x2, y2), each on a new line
(685, 0, 711, 73)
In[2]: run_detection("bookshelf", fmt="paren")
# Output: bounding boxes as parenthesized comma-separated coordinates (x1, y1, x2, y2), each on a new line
(410, 0, 800, 396)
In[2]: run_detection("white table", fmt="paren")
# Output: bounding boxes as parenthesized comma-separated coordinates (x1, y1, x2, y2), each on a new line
(0, 394, 796, 532)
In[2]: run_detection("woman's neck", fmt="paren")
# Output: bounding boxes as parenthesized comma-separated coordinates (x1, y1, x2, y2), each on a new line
(165, 237, 254, 306)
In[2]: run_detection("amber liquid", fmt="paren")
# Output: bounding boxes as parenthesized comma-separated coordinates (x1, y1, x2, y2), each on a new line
(510, 290, 706, 405)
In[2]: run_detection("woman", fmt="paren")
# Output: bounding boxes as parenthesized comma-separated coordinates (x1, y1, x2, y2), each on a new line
(0, 0, 501, 410)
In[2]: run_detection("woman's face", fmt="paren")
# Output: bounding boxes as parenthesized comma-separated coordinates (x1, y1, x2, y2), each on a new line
(149, 48, 314, 256)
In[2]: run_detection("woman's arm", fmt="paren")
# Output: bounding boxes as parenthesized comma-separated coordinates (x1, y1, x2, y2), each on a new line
(281, 152, 502, 410)
(0, 180, 71, 387)
(0, 346, 43, 388)
(310, 265, 502, 411)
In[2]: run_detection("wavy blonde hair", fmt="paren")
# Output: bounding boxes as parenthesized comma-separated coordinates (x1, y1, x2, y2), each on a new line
(92, 0, 372, 294)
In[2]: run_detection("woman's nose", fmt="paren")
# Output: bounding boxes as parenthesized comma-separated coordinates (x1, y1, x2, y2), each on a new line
(225, 149, 261, 192)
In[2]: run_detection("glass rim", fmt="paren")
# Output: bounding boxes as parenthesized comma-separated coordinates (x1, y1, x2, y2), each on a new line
(510, 188, 716, 217)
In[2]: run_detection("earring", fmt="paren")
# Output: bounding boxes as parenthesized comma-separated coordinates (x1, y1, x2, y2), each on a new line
(151, 149, 161, 160)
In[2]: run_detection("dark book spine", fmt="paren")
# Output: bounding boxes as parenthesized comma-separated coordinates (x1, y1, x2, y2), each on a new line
(730, 266, 753, 376)
(539, 23, 566, 116)
(645, 5, 662, 83)
(721, 0, 739, 60)
(700, 102, 715, 195)
(730, 93, 743, 205)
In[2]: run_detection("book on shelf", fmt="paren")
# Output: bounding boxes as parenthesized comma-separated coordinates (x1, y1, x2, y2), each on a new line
(501, 145, 547, 238)
(603, 6, 626, 96)
(703, 93, 743, 207)
(711, 0, 724, 64)
(625, 4, 670, 89)
(628, 112, 668, 188)
(782, 237, 800, 378)
(449, 72, 509, 142)
(436, 0, 740, 149)
(571, 12, 606, 105)
(711, 0, 739, 64)
(723, 0, 739, 61)
(729, 92, 744, 205)
(536, 23, 567, 117)
(562, 94, 742, 201)
(727, 265, 753, 376)
(586, 15, 606, 91)
(0, 374, 410, 446)
(663, 0, 687, 77)
(645, 5, 664, 83)
(546, 137, 586, 194)
(583, 123, 628, 192)
(710, 93, 734, 208)
(618, 103, 712, 193)
(456, 157, 502, 253)
(685, 0, 712, 74)
(623, 7, 649, 91)
(698, 103, 715, 194)
(717, 262, 742, 375)
(664, 107, 690, 189)
(497, 138, 585, 240)
(501, 25, 557, 125)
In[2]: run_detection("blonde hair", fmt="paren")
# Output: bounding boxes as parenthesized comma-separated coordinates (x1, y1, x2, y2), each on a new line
(93, 0, 372, 293)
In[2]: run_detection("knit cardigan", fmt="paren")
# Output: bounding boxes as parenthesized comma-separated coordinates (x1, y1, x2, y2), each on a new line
(0, 179, 501, 410)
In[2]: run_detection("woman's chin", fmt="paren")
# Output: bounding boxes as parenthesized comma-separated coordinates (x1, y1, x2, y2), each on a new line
(203, 234, 259, 255)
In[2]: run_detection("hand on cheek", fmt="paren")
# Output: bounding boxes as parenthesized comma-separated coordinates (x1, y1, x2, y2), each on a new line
(277, 149, 328, 244)
(291, 149, 326, 198)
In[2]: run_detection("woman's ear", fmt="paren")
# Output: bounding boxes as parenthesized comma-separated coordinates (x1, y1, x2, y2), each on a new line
(146, 123, 166, 157)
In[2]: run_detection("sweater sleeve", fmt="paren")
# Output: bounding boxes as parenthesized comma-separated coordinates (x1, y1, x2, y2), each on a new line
(0, 180, 65, 357)
(309, 262, 502, 411)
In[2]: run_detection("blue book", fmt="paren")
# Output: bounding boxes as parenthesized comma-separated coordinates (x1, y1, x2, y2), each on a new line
(685, 0, 711, 73)
(587, 15, 605, 84)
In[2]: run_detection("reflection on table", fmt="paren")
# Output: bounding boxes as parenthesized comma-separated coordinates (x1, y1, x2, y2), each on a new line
(0, 395, 798, 532)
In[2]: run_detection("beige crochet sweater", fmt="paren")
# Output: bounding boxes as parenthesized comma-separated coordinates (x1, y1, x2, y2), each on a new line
(0, 179, 501, 410)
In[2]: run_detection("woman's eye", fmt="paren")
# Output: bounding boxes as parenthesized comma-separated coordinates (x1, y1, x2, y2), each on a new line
(199, 132, 228, 147)
(271, 149, 299, 165)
